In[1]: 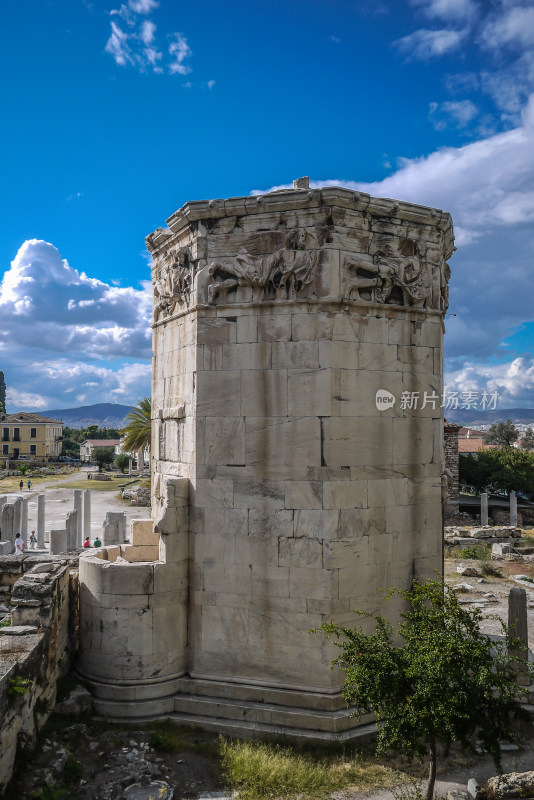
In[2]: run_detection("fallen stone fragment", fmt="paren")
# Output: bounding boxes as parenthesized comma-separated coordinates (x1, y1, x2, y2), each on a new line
(452, 583, 475, 593)
(457, 564, 480, 577)
(467, 777, 482, 799)
(0, 625, 38, 635)
(54, 684, 93, 716)
(485, 771, 534, 799)
(124, 781, 173, 800)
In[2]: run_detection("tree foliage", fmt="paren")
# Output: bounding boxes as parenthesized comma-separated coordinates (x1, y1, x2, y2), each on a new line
(114, 453, 130, 473)
(92, 446, 115, 470)
(520, 427, 534, 450)
(121, 397, 151, 454)
(318, 578, 532, 800)
(459, 447, 534, 494)
(483, 419, 519, 447)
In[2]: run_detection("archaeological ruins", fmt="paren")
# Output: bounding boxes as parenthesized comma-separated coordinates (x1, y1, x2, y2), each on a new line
(74, 180, 454, 738)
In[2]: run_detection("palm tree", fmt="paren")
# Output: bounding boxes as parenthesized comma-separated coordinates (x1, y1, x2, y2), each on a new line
(121, 397, 151, 454)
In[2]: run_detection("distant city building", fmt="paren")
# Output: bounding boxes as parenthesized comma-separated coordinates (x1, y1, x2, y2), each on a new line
(79, 439, 121, 463)
(0, 412, 63, 461)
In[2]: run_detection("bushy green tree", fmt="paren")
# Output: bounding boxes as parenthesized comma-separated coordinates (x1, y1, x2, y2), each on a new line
(92, 446, 115, 470)
(318, 578, 532, 800)
(121, 398, 151, 454)
(460, 447, 534, 494)
(484, 419, 519, 447)
(114, 452, 130, 473)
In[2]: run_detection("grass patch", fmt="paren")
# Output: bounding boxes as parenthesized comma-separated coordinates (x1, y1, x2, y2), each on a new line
(219, 738, 403, 800)
(53, 478, 126, 492)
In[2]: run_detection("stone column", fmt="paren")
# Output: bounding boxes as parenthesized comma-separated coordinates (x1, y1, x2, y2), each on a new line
(0, 496, 6, 518)
(508, 587, 529, 685)
(37, 494, 45, 548)
(21, 498, 28, 545)
(480, 492, 489, 526)
(137, 448, 144, 471)
(0, 503, 14, 543)
(510, 491, 518, 527)
(83, 489, 91, 542)
(73, 489, 83, 547)
(128, 459, 132, 476)
(66, 510, 78, 551)
(12, 496, 22, 538)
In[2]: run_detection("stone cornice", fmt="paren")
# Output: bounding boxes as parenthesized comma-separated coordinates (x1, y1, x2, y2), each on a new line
(146, 186, 454, 257)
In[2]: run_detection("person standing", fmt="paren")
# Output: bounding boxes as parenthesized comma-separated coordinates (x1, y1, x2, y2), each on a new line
(93, 537, 102, 547)
(27, 479, 31, 491)
(29, 531, 37, 549)
(15, 534, 25, 555)
(19, 479, 23, 492)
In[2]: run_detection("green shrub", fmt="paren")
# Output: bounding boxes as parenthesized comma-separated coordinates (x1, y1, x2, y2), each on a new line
(8, 676, 32, 703)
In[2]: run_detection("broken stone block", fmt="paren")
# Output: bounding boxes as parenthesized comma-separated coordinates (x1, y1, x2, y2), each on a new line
(457, 564, 480, 577)
(485, 771, 534, 799)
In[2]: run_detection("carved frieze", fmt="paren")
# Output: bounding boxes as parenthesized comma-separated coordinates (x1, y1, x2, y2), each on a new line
(153, 246, 193, 321)
(149, 190, 453, 316)
(207, 229, 320, 304)
(342, 234, 450, 312)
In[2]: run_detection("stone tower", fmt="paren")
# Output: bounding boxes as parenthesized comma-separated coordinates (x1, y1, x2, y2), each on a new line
(142, 182, 453, 737)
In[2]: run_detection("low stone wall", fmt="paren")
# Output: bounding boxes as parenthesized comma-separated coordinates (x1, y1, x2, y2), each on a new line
(0, 557, 78, 793)
(77, 516, 187, 717)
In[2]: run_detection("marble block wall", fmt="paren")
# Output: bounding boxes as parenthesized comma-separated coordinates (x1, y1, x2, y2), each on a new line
(147, 185, 454, 698)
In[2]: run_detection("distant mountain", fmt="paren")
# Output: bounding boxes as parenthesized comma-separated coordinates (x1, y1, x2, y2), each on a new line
(446, 407, 534, 427)
(38, 403, 134, 429)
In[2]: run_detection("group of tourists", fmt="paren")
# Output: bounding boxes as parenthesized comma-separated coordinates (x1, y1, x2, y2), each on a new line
(13, 533, 103, 554)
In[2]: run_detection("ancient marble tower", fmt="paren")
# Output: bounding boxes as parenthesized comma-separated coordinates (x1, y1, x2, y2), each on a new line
(78, 182, 453, 738)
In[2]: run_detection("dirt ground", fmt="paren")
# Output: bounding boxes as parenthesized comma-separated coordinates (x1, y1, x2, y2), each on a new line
(443, 545, 534, 642)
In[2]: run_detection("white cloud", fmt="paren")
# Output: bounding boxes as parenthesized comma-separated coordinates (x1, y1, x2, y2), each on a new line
(6, 361, 151, 412)
(105, 3, 192, 77)
(446, 357, 534, 408)
(105, 21, 133, 67)
(128, 0, 159, 13)
(168, 33, 192, 75)
(395, 27, 468, 60)
(207, 80, 215, 89)
(0, 240, 152, 409)
(429, 99, 479, 129)
(140, 19, 156, 45)
(410, 0, 478, 23)
(480, 6, 534, 50)
(254, 94, 534, 370)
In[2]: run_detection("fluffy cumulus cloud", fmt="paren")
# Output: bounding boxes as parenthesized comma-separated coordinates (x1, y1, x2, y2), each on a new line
(0, 240, 152, 410)
(105, 0, 192, 76)
(445, 358, 534, 409)
(395, 27, 468, 60)
(429, 99, 479, 130)
(398, 0, 534, 131)
(409, 0, 478, 23)
(254, 94, 534, 406)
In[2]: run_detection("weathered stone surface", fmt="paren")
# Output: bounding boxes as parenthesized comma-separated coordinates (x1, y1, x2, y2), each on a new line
(78, 184, 452, 737)
(485, 771, 534, 799)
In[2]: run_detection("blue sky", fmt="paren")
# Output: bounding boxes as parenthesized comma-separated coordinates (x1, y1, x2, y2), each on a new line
(1, 0, 534, 410)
